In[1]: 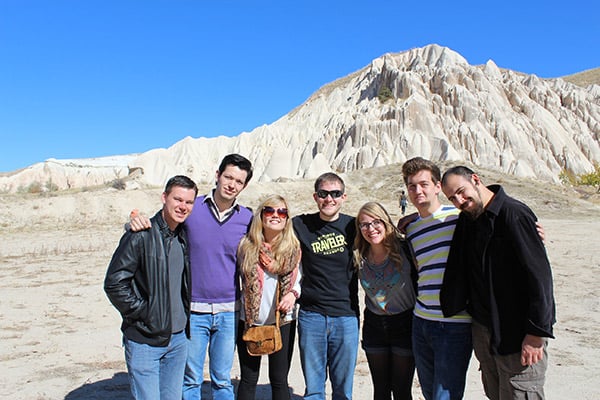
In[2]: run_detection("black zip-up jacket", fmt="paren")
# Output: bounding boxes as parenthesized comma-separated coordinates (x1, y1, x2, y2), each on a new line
(104, 210, 191, 347)
(441, 185, 555, 355)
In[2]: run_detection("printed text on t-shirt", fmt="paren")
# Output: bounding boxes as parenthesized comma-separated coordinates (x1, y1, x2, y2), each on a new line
(310, 232, 347, 255)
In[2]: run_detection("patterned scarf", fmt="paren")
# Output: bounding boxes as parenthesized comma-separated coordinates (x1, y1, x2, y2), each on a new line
(243, 242, 300, 326)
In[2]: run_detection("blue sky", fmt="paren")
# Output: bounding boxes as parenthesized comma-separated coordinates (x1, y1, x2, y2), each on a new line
(1, 1, 598, 172)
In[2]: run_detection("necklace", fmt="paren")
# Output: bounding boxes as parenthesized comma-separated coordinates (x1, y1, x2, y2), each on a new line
(366, 252, 390, 268)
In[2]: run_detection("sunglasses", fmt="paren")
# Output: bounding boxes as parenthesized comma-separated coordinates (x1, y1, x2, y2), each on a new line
(262, 206, 289, 219)
(316, 189, 344, 199)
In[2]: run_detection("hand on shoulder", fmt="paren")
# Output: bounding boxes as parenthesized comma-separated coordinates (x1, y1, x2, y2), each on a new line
(129, 210, 152, 232)
(397, 212, 418, 234)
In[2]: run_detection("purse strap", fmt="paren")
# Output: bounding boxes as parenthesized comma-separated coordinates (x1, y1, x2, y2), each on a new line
(244, 279, 282, 330)
(274, 281, 280, 328)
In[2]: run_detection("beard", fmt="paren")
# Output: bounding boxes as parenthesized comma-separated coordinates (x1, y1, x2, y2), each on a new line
(461, 201, 485, 220)
(460, 185, 485, 220)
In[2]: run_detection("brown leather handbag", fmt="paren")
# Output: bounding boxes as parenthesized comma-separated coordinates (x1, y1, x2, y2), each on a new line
(242, 283, 283, 356)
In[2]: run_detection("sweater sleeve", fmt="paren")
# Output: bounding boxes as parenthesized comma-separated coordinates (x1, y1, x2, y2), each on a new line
(510, 211, 555, 338)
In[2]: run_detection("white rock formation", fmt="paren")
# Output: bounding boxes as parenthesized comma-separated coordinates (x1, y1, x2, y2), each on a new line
(1, 44, 599, 192)
(0, 156, 137, 192)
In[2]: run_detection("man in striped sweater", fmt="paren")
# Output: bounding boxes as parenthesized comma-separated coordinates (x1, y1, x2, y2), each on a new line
(401, 157, 472, 400)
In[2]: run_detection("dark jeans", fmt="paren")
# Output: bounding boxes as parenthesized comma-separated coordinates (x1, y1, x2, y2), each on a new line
(412, 316, 472, 400)
(236, 320, 296, 400)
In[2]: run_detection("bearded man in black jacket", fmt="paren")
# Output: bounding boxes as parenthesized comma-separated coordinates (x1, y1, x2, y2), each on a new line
(440, 166, 555, 400)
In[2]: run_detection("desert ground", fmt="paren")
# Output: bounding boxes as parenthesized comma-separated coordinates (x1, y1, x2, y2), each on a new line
(1, 163, 599, 399)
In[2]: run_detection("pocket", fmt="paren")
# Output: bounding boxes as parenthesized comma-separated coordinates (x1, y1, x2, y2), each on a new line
(510, 376, 545, 400)
(502, 356, 547, 398)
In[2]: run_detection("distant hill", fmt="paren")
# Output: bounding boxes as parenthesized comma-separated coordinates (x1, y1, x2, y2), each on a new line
(1, 44, 599, 193)
(562, 67, 600, 87)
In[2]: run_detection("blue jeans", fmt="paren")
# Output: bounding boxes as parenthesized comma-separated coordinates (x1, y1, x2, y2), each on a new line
(124, 331, 188, 400)
(412, 316, 472, 400)
(298, 309, 359, 400)
(182, 312, 237, 400)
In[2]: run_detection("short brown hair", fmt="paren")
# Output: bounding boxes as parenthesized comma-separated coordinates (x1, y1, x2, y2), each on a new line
(314, 172, 345, 193)
(401, 157, 441, 185)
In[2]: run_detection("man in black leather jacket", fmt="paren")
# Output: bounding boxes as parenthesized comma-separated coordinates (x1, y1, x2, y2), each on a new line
(104, 175, 197, 400)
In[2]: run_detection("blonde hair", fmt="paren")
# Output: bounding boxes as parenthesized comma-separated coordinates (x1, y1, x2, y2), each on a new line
(237, 194, 300, 275)
(353, 202, 405, 271)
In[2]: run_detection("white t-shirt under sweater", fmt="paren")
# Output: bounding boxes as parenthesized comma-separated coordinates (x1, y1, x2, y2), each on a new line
(405, 205, 470, 323)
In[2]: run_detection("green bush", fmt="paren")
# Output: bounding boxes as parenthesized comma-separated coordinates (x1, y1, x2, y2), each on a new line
(378, 86, 394, 103)
(559, 169, 577, 185)
(577, 163, 600, 193)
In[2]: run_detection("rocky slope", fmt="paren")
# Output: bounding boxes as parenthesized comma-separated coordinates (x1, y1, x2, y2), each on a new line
(2, 44, 599, 192)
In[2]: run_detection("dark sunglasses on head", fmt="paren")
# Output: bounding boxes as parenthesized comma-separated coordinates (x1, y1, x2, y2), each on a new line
(316, 189, 344, 199)
(262, 206, 289, 218)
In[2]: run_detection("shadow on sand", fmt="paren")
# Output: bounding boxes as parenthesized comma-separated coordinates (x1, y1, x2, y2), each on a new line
(64, 373, 303, 399)
(64, 372, 132, 400)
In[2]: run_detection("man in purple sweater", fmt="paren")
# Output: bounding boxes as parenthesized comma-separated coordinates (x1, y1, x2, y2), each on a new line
(130, 154, 253, 400)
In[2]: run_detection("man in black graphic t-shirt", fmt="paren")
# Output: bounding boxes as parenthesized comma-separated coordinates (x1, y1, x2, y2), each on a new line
(293, 172, 358, 400)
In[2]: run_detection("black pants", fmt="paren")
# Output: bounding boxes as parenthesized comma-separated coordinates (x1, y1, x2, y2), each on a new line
(236, 320, 296, 400)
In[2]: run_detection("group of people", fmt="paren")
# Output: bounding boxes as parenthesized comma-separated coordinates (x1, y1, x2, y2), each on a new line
(104, 153, 556, 400)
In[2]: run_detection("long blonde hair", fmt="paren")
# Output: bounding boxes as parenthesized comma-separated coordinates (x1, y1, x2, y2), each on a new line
(237, 194, 300, 275)
(353, 202, 405, 271)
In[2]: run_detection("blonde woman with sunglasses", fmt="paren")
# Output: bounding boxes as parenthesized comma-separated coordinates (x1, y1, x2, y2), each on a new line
(353, 202, 418, 400)
(236, 195, 302, 400)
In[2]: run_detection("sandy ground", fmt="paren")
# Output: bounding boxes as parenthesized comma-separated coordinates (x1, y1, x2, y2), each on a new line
(1, 168, 599, 399)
